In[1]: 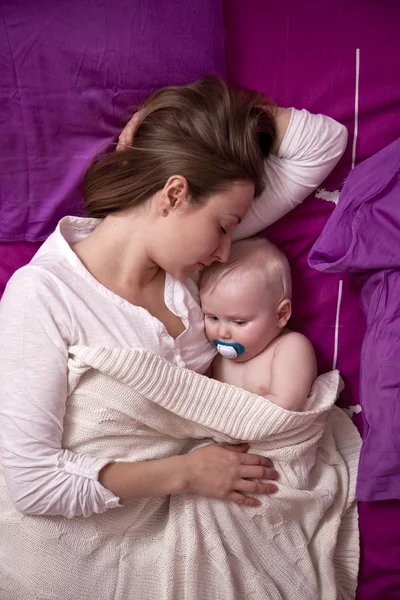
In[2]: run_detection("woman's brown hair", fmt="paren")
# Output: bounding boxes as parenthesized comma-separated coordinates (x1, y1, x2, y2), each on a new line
(84, 77, 276, 218)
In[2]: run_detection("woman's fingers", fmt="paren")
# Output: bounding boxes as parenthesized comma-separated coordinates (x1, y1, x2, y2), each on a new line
(222, 444, 279, 482)
(237, 451, 275, 470)
(226, 483, 277, 506)
(236, 478, 278, 495)
(238, 465, 279, 481)
(227, 491, 261, 507)
(222, 444, 275, 469)
(116, 111, 142, 152)
(184, 443, 279, 504)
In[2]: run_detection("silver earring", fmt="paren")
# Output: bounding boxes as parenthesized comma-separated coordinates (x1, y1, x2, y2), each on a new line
(162, 209, 168, 216)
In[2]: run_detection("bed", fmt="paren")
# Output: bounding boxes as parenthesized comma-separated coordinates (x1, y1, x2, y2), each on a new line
(1, 1, 399, 598)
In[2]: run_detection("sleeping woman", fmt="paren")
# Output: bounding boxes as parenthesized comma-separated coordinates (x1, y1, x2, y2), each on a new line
(0, 77, 358, 599)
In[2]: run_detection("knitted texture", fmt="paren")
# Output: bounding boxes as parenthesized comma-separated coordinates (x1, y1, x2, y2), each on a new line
(0, 346, 361, 600)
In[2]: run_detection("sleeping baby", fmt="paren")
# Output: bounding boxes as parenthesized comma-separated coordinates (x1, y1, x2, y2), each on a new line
(199, 237, 317, 411)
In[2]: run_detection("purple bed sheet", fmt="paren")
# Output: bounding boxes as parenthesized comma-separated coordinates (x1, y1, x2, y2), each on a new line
(224, 1, 400, 598)
(0, 242, 40, 298)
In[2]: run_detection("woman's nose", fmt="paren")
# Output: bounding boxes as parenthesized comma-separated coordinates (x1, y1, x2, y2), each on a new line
(213, 237, 231, 263)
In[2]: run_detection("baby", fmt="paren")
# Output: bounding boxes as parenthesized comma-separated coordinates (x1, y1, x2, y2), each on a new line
(199, 237, 317, 411)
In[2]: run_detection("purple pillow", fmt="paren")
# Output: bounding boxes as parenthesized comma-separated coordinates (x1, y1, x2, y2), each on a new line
(0, 0, 226, 242)
(309, 138, 400, 503)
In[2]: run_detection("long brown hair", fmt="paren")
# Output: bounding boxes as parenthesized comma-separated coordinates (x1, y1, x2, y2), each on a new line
(84, 77, 276, 218)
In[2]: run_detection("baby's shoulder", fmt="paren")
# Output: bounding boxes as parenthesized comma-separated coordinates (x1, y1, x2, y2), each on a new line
(275, 330, 315, 356)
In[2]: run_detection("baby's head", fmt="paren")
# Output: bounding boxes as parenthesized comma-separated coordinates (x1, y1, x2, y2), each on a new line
(199, 236, 292, 362)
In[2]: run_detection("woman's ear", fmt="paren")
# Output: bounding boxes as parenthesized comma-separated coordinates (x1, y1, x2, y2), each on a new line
(158, 175, 189, 215)
(277, 299, 291, 328)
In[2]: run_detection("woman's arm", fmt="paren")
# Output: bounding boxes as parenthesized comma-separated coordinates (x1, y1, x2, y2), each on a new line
(117, 106, 347, 240)
(116, 106, 346, 241)
(234, 108, 348, 239)
(0, 270, 277, 517)
(0, 269, 121, 518)
(99, 443, 278, 507)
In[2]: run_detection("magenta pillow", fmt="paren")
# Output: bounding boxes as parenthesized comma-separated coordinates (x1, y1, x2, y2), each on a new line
(0, 0, 226, 242)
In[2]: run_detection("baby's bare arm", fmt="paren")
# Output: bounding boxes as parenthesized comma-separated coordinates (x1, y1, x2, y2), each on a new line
(266, 333, 317, 411)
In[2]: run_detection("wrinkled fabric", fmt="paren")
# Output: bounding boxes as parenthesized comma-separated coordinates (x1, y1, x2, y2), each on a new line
(309, 137, 400, 503)
(0, 0, 226, 241)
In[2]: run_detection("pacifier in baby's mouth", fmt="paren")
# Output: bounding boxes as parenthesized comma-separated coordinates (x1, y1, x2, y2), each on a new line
(213, 340, 245, 359)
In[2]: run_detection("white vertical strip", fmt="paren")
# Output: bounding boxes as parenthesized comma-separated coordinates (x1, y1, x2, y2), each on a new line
(332, 279, 343, 370)
(333, 49, 360, 370)
(351, 48, 360, 169)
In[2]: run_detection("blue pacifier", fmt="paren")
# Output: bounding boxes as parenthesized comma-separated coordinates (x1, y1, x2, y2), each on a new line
(213, 340, 245, 359)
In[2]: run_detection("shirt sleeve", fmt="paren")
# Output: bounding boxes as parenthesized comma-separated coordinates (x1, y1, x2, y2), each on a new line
(234, 108, 348, 240)
(0, 268, 121, 518)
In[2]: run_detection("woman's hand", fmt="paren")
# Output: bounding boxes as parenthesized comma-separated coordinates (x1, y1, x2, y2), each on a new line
(261, 106, 292, 155)
(183, 443, 278, 507)
(116, 111, 141, 151)
(98, 444, 277, 506)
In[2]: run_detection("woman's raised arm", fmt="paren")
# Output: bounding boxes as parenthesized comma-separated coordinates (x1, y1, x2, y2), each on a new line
(116, 105, 347, 241)
(234, 108, 348, 239)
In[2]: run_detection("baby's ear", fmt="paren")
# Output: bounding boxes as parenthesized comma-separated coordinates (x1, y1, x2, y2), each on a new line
(277, 299, 291, 328)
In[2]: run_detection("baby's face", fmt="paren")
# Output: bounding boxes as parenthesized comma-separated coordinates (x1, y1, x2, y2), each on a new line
(200, 276, 281, 363)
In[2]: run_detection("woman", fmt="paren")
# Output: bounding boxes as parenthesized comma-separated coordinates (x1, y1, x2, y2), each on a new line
(0, 78, 347, 595)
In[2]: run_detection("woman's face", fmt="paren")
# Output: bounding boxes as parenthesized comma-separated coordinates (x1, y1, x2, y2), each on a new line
(152, 181, 254, 280)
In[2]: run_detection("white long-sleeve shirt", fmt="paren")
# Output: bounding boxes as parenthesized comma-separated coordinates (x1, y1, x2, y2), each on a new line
(0, 109, 347, 518)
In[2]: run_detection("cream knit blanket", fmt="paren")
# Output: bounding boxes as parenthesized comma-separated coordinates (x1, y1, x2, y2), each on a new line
(0, 346, 361, 600)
